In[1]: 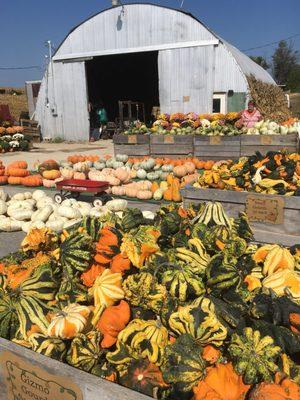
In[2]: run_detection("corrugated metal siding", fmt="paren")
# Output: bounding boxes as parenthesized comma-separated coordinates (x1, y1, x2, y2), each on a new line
(55, 4, 216, 58)
(159, 45, 215, 113)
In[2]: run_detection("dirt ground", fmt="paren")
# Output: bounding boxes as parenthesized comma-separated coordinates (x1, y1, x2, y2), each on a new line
(0, 140, 114, 169)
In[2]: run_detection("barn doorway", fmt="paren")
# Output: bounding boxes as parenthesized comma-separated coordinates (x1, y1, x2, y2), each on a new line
(86, 51, 159, 127)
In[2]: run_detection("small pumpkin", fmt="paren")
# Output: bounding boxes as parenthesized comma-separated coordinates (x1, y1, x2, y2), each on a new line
(22, 175, 43, 187)
(89, 269, 124, 308)
(110, 253, 131, 274)
(81, 264, 105, 287)
(97, 300, 131, 348)
(47, 303, 91, 339)
(8, 176, 23, 185)
(42, 169, 61, 180)
(112, 186, 126, 196)
(73, 172, 86, 180)
(6, 167, 29, 177)
(8, 161, 28, 169)
(42, 178, 56, 188)
(137, 190, 153, 200)
(184, 161, 196, 174)
(173, 165, 187, 178)
(38, 159, 60, 174)
(248, 374, 300, 400)
(0, 176, 8, 185)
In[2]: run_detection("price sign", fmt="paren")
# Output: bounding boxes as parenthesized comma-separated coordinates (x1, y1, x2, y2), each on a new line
(128, 135, 137, 144)
(0, 351, 83, 400)
(246, 195, 284, 224)
(164, 136, 175, 144)
(210, 136, 221, 145)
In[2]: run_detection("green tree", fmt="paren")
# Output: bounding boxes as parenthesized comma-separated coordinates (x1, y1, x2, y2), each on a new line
(287, 64, 300, 92)
(250, 56, 270, 70)
(272, 40, 299, 85)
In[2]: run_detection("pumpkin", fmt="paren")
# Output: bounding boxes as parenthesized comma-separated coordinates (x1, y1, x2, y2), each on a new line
(184, 161, 196, 174)
(73, 171, 86, 180)
(151, 181, 159, 193)
(125, 187, 138, 198)
(22, 175, 43, 187)
(110, 253, 131, 274)
(60, 232, 93, 275)
(137, 190, 152, 200)
(8, 176, 23, 185)
(81, 264, 105, 287)
(120, 359, 169, 398)
(0, 176, 8, 185)
(161, 334, 206, 393)
(202, 345, 221, 364)
(47, 303, 91, 339)
(42, 178, 56, 188)
(163, 187, 173, 201)
(172, 178, 181, 202)
(66, 331, 105, 374)
(94, 226, 121, 265)
(106, 199, 128, 212)
(114, 168, 130, 182)
(137, 169, 147, 179)
(8, 161, 27, 169)
(42, 169, 61, 180)
(80, 215, 103, 241)
(60, 168, 74, 179)
(174, 165, 187, 178)
(228, 327, 281, 384)
(97, 300, 131, 348)
(38, 160, 60, 174)
(6, 167, 29, 177)
(112, 186, 126, 196)
(262, 269, 300, 300)
(193, 363, 251, 400)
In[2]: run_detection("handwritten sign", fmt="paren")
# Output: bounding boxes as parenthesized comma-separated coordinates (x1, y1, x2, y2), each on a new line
(0, 351, 82, 400)
(260, 136, 273, 145)
(128, 135, 137, 144)
(164, 135, 175, 144)
(210, 136, 221, 145)
(246, 195, 284, 224)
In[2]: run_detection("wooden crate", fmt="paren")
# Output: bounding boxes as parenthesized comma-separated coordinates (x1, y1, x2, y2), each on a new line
(194, 136, 240, 160)
(150, 135, 193, 158)
(21, 119, 41, 143)
(240, 133, 299, 157)
(0, 338, 150, 400)
(113, 134, 150, 156)
(181, 186, 300, 246)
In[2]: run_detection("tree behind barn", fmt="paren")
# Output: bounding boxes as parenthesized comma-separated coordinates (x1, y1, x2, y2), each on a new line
(272, 40, 299, 85)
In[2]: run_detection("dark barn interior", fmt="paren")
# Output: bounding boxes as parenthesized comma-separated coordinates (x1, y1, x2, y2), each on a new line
(86, 51, 159, 125)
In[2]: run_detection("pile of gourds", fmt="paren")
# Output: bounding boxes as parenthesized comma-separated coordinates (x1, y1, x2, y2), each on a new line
(0, 202, 299, 400)
(0, 126, 31, 153)
(0, 189, 129, 232)
(193, 152, 300, 196)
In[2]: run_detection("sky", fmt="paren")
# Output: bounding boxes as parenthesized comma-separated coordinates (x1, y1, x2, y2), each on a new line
(1, 0, 299, 87)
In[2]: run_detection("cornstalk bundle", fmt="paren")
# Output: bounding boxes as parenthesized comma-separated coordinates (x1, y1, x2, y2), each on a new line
(247, 75, 291, 123)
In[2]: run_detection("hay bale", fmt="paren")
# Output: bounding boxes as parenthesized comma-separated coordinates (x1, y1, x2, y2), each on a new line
(0, 87, 28, 121)
(247, 75, 291, 122)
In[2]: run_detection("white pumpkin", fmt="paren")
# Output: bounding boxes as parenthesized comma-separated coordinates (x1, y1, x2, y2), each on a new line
(0, 190, 8, 202)
(32, 190, 47, 201)
(63, 219, 82, 229)
(24, 192, 33, 199)
(0, 200, 7, 215)
(153, 189, 163, 201)
(28, 221, 46, 230)
(11, 209, 33, 221)
(106, 199, 128, 212)
(137, 169, 147, 179)
(36, 196, 54, 209)
(73, 201, 92, 217)
(58, 206, 81, 219)
(115, 154, 129, 163)
(142, 211, 155, 220)
(46, 219, 65, 232)
(12, 193, 27, 201)
(0, 217, 22, 232)
(21, 221, 32, 233)
(31, 205, 53, 222)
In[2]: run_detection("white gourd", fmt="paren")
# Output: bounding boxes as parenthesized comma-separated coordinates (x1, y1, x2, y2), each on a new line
(11, 209, 33, 221)
(105, 199, 128, 212)
(58, 206, 81, 219)
(153, 189, 163, 201)
(142, 211, 155, 220)
(63, 219, 81, 229)
(24, 192, 33, 199)
(0, 217, 22, 232)
(73, 202, 92, 217)
(46, 219, 65, 232)
(31, 205, 53, 222)
(61, 198, 77, 207)
(29, 221, 46, 230)
(32, 190, 46, 201)
(21, 221, 32, 233)
(115, 154, 128, 163)
(0, 200, 7, 215)
(12, 193, 26, 201)
(137, 169, 147, 179)
(7, 203, 25, 216)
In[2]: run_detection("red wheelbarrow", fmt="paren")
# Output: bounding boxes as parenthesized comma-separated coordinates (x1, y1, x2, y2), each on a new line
(55, 179, 111, 207)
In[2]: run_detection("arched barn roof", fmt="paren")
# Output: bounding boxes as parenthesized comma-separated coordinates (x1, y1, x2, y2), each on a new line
(52, 3, 275, 85)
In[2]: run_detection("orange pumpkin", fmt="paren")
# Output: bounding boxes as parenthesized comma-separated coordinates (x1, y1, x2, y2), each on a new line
(22, 175, 43, 187)
(193, 363, 250, 400)
(6, 167, 29, 177)
(8, 176, 23, 185)
(173, 165, 187, 178)
(151, 181, 159, 193)
(73, 172, 86, 180)
(204, 160, 214, 170)
(0, 176, 8, 185)
(184, 161, 196, 174)
(172, 178, 182, 202)
(42, 169, 61, 180)
(97, 300, 130, 348)
(163, 187, 173, 201)
(8, 161, 27, 169)
(0, 168, 5, 176)
(81, 264, 105, 287)
(202, 345, 221, 364)
(94, 226, 120, 265)
(248, 375, 300, 400)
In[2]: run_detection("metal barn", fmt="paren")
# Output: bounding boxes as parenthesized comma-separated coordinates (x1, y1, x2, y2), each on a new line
(35, 3, 275, 141)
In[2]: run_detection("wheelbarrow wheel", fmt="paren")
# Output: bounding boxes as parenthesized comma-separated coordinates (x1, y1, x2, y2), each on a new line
(93, 198, 103, 208)
(54, 193, 64, 204)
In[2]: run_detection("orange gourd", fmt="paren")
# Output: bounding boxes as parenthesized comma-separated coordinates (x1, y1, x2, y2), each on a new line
(0, 168, 5, 176)
(204, 160, 214, 170)
(8, 176, 23, 185)
(172, 178, 182, 202)
(202, 345, 221, 364)
(6, 168, 29, 177)
(97, 300, 131, 348)
(173, 165, 187, 178)
(94, 226, 120, 265)
(248, 375, 300, 400)
(151, 181, 159, 193)
(196, 160, 205, 169)
(166, 174, 174, 185)
(137, 190, 152, 200)
(8, 161, 27, 169)
(125, 187, 138, 198)
(110, 253, 131, 274)
(73, 172, 86, 180)
(193, 363, 250, 400)
(296, 162, 300, 176)
(81, 264, 105, 287)
(184, 161, 196, 174)
(22, 175, 43, 187)
(163, 187, 173, 201)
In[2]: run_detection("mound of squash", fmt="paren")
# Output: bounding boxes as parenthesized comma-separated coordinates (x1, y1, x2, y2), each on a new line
(0, 202, 299, 400)
(193, 151, 300, 196)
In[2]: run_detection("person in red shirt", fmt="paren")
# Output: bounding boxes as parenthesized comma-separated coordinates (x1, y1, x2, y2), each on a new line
(237, 100, 262, 128)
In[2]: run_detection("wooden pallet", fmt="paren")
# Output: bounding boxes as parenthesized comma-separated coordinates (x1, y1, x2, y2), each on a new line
(194, 136, 240, 160)
(113, 134, 150, 156)
(240, 133, 299, 157)
(150, 135, 193, 158)
(20, 119, 41, 143)
(181, 186, 300, 246)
